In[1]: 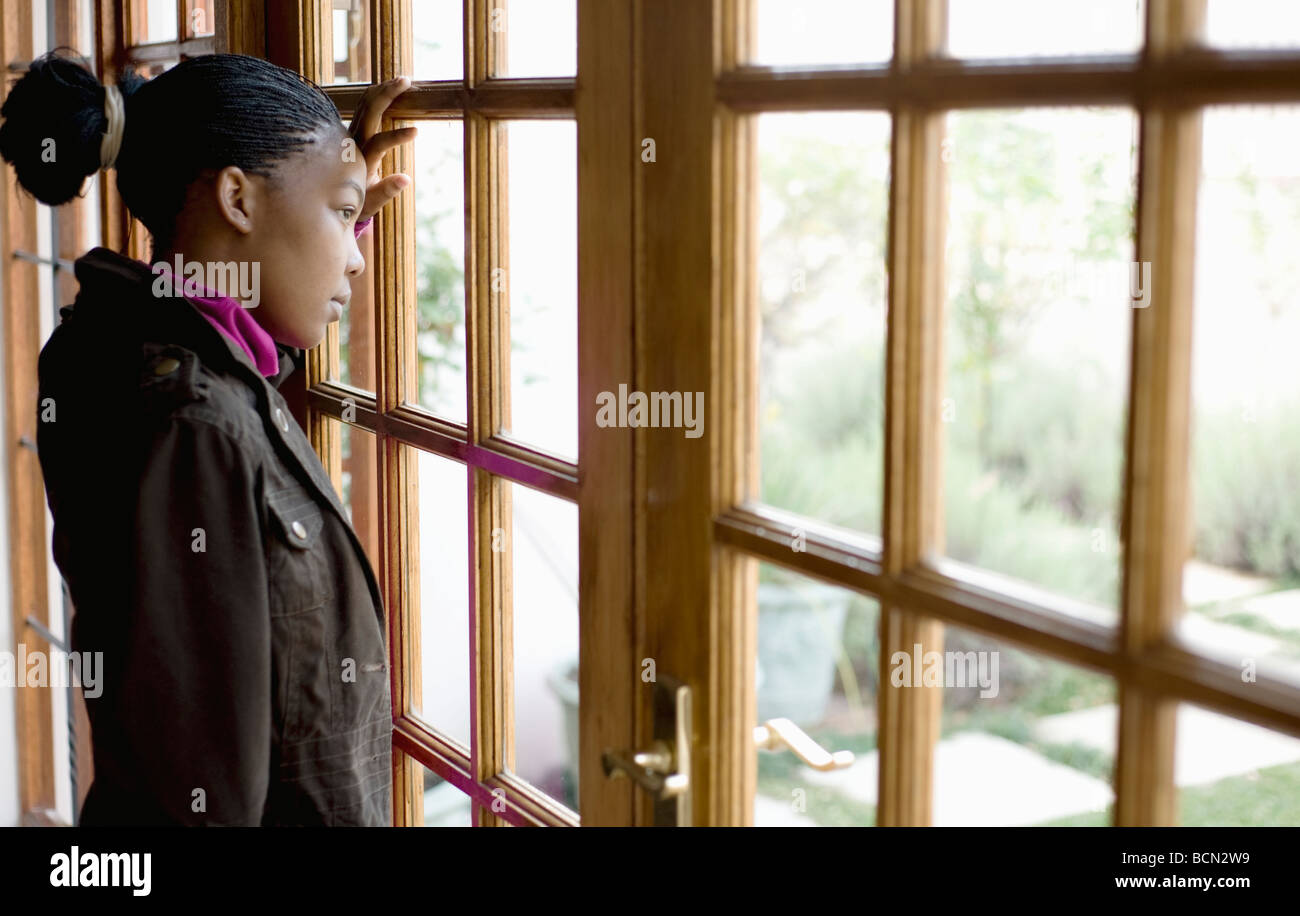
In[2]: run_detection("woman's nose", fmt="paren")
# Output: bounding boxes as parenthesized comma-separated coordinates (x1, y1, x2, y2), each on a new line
(346, 240, 365, 278)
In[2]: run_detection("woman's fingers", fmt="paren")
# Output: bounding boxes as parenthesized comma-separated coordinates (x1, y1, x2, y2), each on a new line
(358, 172, 411, 222)
(353, 76, 412, 146)
(348, 77, 416, 220)
(362, 126, 418, 169)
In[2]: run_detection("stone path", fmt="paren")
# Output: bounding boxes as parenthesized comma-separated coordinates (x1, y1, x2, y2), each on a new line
(760, 701, 1300, 826)
(791, 731, 1111, 826)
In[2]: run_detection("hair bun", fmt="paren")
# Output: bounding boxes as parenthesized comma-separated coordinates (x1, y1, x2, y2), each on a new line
(0, 48, 137, 206)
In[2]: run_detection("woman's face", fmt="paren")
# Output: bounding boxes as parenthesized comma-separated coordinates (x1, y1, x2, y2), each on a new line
(240, 127, 369, 350)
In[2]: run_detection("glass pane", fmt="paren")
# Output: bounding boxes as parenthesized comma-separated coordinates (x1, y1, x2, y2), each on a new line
(504, 481, 579, 817)
(331, 0, 372, 85)
(755, 563, 878, 826)
(497, 0, 575, 78)
(413, 0, 461, 81)
(1179, 106, 1300, 685)
(134, 59, 178, 79)
(413, 120, 467, 422)
(941, 108, 1137, 619)
(1204, 0, 1300, 50)
(186, 0, 214, 38)
(750, 0, 892, 68)
(756, 112, 890, 539)
(1176, 703, 1300, 826)
(337, 420, 381, 573)
(134, 0, 178, 43)
(503, 121, 576, 459)
(412, 447, 471, 750)
(945, 0, 1143, 58)
(334, 217, 376, 391)
(937, 625, 1116, 825)
(414, 757, 474, 826)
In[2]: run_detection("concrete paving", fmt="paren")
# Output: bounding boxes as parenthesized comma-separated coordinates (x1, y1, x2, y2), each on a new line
(1239, 588, 1300, 632)
(1034, 702, 1300, 786)
(759, 700, 1300, 825)
(794, 731, 1112, 826)
(1183, 559, 1274, 608)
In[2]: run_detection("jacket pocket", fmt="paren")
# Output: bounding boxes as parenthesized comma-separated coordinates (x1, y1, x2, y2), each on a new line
(266, 487, 334, 744)
(265, 487, 334, 616)
(327, 559, 389, 735)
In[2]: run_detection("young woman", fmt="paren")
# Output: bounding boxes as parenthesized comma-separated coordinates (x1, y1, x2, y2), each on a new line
(0, 50, 416, 826)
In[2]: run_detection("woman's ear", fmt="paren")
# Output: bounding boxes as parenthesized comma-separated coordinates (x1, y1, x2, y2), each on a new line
(213, 165, 256, 235)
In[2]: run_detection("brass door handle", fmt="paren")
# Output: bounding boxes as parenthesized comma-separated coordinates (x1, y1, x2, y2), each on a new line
(601, 674, 694, 825)
(602, 740, 689, 799)
(754, 718, 855, 771)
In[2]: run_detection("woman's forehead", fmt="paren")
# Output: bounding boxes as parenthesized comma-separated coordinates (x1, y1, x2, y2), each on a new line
(279, 131, 365, 187)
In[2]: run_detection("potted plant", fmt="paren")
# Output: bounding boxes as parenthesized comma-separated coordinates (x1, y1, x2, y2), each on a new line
(757, 566, 851, 724)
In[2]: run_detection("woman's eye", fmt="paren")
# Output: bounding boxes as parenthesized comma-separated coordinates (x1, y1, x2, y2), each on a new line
(339, 207, 356, 222)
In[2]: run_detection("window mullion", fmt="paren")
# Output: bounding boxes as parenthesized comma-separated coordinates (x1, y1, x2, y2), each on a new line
(713, 0, 759, 824)
(1114, 0, 1206, 828)
(361, 0, 421, 826)
(877, 0, 947, 828)
(464, 0, 514, 825)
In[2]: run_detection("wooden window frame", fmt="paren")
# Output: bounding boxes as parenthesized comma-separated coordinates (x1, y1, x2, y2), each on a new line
(16, 0, 1297, 830)
(125, 0, 215, 57)
(1, 0, 262, 828)
(285, 0, 1300, 827)
(297, 0, 585, 827)
(700, 0, 1300, 825)
(4, 0, 123, 830)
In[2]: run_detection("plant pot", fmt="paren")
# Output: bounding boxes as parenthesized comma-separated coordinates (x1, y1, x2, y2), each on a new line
(757, 582, 849, 724)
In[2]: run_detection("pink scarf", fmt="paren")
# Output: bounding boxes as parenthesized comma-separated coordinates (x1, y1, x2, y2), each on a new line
(159, 216, 373, 377)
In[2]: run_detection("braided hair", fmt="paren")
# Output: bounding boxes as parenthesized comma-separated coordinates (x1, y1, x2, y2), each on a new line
(0, 49, 345, 255)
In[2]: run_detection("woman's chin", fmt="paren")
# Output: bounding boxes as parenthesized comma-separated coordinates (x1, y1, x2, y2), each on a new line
(273, 327, 323, 351)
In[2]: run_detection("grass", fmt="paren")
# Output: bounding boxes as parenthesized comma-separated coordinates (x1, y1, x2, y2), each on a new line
(1033, 760, 1300, 826)
(1179, 760, 1300, 826)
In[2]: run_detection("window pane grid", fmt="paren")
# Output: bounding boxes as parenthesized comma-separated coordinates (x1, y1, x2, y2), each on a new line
(299, 0, 1300, 827)
(309, 0, 580, 825)
(710, 0, 1300, 826)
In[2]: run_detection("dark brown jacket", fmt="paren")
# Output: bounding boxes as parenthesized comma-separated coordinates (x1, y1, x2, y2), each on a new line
(36, 246, 391, 826)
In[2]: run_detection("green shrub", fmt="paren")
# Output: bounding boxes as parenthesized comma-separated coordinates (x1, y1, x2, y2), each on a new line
(1192, 400, 1300, 579)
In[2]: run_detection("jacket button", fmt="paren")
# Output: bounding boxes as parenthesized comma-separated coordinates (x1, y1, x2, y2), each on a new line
(291, 520, 308, 540)
(153, 357, 180, 376)
(274, 407, 289, 432)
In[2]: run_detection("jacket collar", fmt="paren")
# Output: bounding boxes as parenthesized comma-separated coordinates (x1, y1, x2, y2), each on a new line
(69, 246, 305, 392)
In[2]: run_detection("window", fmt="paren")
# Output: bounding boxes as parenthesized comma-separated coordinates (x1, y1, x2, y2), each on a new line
(10, 0, 1300, 829)
(307, 0, 581, 826)
(4, 0, 103, 827)
(222, 0, 1300, 827)
(710, 0, 1300, 825)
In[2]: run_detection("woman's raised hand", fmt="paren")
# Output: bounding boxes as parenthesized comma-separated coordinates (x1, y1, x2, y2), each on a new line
(348, 76, 418, 223)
